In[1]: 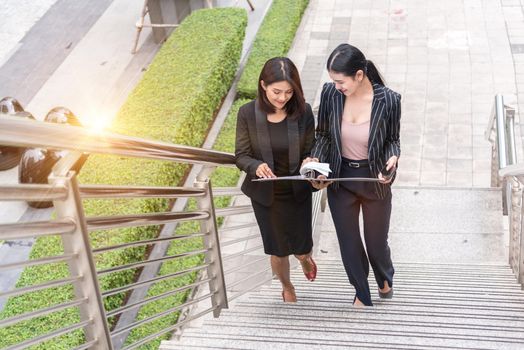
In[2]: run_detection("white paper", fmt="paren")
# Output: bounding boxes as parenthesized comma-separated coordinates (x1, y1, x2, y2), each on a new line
(299, 162, 332, 177)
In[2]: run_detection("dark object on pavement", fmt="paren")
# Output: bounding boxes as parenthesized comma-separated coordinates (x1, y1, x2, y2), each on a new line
(19, 107, 87, 208)
(0, 97, 35, 170)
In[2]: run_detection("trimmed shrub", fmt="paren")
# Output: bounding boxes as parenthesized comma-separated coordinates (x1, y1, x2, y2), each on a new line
(122, 98, 249, 349)
(0, 8, 247, 350)
(237, 0, 309, 99)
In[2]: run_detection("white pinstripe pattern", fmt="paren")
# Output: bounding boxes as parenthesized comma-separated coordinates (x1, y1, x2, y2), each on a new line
(311, 82, 401, 199)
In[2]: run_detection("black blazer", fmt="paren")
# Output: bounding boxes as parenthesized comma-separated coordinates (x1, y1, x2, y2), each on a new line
(235, 99, 315, 206)
(311, 82, 401, 199)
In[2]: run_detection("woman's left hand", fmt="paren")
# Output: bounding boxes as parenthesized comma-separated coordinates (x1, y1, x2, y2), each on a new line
(378, 156, 398, 184)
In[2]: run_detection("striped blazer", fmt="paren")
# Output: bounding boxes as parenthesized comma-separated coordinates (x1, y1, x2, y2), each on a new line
(311, 82, 401, 199)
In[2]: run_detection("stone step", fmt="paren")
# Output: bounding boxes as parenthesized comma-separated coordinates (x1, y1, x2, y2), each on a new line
(175, 325, 523, 350)
(162, 259, 524, 350)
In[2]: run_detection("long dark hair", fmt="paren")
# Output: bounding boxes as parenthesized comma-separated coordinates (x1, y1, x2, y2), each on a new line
(327, 43, 385, 85)
(257, 57, 305, 118)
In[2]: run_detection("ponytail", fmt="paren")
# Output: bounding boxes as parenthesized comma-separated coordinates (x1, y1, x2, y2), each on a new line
(365, 60, 385, 85)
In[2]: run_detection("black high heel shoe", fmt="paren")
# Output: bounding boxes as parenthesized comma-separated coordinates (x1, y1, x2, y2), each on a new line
(379, 281, 393, 299)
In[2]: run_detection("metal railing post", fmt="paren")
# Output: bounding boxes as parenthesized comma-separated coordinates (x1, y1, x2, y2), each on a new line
(508, 176, 523, 278)
(49, 172, 113, 350)
(495, 95, 509, 214)
(505, 107, 517, 166)
(517, 177, 524, 286)
(495, 95, 508, 169)
(194, 174, 228, 317)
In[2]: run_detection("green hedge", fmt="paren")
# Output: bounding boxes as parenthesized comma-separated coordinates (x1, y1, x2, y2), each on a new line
(122, 98, 250, 349)
(236, 0, 309, 99)
(0, 8, 247, 350)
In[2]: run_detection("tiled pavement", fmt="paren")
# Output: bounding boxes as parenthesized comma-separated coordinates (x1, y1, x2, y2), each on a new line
(290, 0, 524, 188)
(0, 0, 113, 106)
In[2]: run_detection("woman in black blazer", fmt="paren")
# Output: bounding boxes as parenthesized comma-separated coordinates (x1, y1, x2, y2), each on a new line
(308, 44, 401, 306)
(235, 57, 317, 302)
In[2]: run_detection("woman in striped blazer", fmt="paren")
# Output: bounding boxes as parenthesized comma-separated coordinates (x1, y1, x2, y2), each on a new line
(307, 43, 401, 306)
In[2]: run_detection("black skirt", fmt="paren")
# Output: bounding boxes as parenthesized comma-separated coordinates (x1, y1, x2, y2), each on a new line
(251, 184, 313, 257)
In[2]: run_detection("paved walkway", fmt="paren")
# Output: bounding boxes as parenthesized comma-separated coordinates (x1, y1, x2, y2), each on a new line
(290, 0, 524, 188)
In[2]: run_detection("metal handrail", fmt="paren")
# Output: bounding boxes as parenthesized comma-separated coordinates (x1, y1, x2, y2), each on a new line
(0, 115, 235, 166)
(485, 95, 518, 217)
(486, 95, 523, 287)
(0, 219, 76, 240)
(224, 255, 268, 275)
(219, 222, 257, 232)
(215, 205, 253, 216)
(485, 94, 517, 191)
(102, 264, 211, 297)
(0, 275, 82, 299)
(0, 253, 77, 271)
(97, 248, 209, 276)
(106, 278, 212, 318)
(79, 185, 206, 198)
(0, 184, 68, 201)
(0, 297, 88, 328)
(4, 320, 93, 350)
(0, 108, 326, 349)
(110, 291, 217, 336)
(92, 232, 208, 254)
(221, 232, 260, 247)
(85, 210, 210, 231)
(119, 306, 219, 350)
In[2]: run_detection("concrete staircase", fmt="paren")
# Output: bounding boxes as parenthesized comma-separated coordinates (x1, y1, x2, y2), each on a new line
(161, 187, 524, 349)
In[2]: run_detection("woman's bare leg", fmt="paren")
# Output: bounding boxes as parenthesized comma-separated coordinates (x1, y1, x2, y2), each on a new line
(271, 255, 296, 301)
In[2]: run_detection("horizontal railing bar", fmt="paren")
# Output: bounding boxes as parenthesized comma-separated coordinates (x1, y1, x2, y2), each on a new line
(228, 277, 273, 302)
(499, 164, 524, 178)
(0, 184, 68, 201)
(0, 275, 82, 299)
(0, 115, 235, 166)
(4, 319, 92, 350)
(79, 185, 205, 199)
(226, 266, 272, 289)
(86, 210, 209, 231)
(0, 297, 88, 328)
(215, 205, 253, 217)
(211, 187, 243, 196)
(97, 248, 208, 276)
(93, 232, 207, 254)
(224, 255, 267, 275)
(120, 306, 218, 350)
(0, 253, 77, 272)
(106, 278, 212, 317)
(102, 263, 210, 297)
(0, 219, 76, 240)
(221, 244, 264, 261)
(111, 291, 216, 337)
(219, 222, 257, 233)
(221, 233, 260, 247)
(71, 340, 98, 350)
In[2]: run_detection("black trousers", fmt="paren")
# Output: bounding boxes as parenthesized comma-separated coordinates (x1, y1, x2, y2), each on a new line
(327, 159, 394, 306)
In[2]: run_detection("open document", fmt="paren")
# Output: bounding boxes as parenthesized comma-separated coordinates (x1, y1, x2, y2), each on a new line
(252, 162, 380, 182)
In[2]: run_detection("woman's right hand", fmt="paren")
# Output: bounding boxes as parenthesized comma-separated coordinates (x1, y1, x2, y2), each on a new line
(256, 163, 276, 178)
(310, 175, 332, 190)
(301, 157, 319, 167)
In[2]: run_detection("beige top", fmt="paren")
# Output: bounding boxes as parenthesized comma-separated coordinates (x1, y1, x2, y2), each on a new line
(340, 118, 370, 160)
